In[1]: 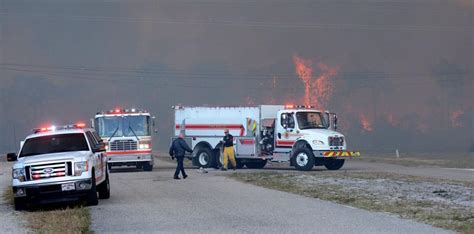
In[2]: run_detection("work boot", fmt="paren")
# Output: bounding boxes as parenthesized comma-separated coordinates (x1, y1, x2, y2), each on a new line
(183, 175, 188, 179)
(221, 168, 227, 171)
(174, 176, 180, 180)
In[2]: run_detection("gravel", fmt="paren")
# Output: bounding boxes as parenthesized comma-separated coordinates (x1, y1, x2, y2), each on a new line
(0, 162, 28, 233)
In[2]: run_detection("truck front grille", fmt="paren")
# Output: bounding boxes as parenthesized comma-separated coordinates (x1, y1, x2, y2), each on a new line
(28, 162, 72, 181)
(329, 137, 344, 146)
(110, 139, 137, 151)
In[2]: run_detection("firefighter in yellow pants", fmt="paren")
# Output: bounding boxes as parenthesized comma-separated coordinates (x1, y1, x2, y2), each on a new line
(222, 129, 237, 170)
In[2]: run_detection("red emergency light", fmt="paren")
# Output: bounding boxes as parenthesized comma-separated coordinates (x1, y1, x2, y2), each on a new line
(32, 122, 86, 133)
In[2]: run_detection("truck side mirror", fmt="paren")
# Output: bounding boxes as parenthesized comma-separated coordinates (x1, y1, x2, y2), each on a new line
(7, 153, 17, 162)
(281, 113, 289, 129)
(333, 114, 338, 130)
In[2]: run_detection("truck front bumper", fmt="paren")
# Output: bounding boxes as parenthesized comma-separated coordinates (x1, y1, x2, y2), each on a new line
(106, 153, 153, 163)
(13, 179, 92, 203)
(314, 151, 361, 158)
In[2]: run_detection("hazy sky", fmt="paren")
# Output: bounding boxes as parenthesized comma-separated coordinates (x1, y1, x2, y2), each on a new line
(1, 0, 472, 152)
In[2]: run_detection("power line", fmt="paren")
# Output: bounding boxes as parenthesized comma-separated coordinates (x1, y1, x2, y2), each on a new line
(1, 12, 472, 32)
(0, 63, 471, 82)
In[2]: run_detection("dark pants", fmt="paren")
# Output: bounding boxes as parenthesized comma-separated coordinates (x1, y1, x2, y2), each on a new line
(174, 157, 186, 177)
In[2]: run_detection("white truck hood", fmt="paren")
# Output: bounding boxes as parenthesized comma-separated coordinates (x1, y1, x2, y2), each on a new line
(300, 129, 344, 139)
(17, 151, 90, 166)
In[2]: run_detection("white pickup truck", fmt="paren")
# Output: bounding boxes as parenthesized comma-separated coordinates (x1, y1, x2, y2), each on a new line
(7, 124, 110, 210)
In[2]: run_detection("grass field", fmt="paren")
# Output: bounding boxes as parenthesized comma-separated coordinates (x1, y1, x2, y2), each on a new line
(230, 171, 474, 233)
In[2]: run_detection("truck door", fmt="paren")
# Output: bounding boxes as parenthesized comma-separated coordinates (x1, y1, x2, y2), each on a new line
(86, 131, 105, 183)
(275, 112, 298, 150)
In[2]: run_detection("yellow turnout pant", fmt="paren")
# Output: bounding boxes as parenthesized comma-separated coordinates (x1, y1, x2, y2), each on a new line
(223, 146, 237, 169)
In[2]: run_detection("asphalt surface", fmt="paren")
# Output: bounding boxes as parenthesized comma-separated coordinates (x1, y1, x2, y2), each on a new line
(90, 158, 453, 233)
(0, 162, 28, 234)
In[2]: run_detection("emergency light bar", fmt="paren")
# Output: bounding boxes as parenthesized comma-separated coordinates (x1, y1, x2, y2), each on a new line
(285, 105, 315, 109)
(96, 108, 146, 115)
(32, 123, 86, 133)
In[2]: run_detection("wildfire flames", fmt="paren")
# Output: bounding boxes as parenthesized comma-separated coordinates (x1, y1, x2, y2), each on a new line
(450, 110, 464, 128)
(386, 113, 399, 127)
(293, 55, 338, 110)
(359, 114, 373, 132)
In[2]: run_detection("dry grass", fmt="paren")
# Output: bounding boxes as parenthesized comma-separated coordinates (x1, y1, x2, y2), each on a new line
(25, 206, 90, 233)
(2, 186, 14, 205)
(360, 153, 474, 168)
(230, 172, 474, 233)
(3, 186, 91, 233)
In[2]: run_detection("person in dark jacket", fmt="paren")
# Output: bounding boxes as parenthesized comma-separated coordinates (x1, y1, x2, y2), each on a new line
(169, 133, 193, 179)
(221, 129, 237, 170)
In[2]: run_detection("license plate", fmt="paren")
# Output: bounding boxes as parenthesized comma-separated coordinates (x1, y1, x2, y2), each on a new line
(61, 183, 75, 191)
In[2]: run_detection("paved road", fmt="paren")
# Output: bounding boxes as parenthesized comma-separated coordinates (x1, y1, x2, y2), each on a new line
(0, 162, 28, 233)
(90, 158, 452, 233)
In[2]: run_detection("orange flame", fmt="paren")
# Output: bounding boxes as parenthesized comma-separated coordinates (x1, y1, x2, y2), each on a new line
(293, 55, 338, 109)
(450, 110, 464, 128)
(359, 114, 373, 132)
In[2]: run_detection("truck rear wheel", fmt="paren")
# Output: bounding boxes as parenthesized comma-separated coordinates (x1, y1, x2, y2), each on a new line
(324, 159, 345, 170)
(292, 147, 315, 171)
(87, 172, 99, 206)
(236, 159, 244, 169)
(196, 148, 214, 168)
(245, 160, 267, 169)
(14, 197, 28, 211)
(98, 171, 110, 199)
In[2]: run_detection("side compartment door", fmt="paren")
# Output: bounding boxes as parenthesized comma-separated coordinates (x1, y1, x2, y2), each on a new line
(234, 137, 257, 158)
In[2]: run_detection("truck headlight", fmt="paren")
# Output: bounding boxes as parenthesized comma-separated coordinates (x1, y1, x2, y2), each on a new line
(139, 143, 150, 149)
(13, 168, 26, 182)
(74, 161, 88, 176)
(312, 140, 325, 145)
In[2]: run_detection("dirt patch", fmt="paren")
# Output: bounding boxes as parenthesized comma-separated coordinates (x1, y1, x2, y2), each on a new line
(230, 171, 474, 233)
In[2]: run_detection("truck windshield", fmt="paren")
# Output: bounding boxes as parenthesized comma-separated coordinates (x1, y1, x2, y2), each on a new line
(95, 115, 150, 138)
(296, 112, 327, 130)
(19, 133, 89, 157)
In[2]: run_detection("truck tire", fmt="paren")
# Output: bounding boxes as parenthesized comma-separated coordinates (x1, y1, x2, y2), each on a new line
(196, 148, 214, 168)
(324, 159, 345, 170)
(236, 160, 244, 169)
(14, 197, 27, 211)
(291, 147, 315, 171)
(245, 160, 267, 169)
(98, 171, 110, 199)
(87, 172, 99, 206)
(143, 162, 153, 171)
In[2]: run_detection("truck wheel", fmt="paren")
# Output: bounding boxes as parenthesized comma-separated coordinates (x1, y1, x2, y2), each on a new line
(245, 160, 267, 169)
(98, 171, 111, 199)
(324, 159, 345, 170)
(14, 197, 28, 211)
(87, 172, 99, 206)
(196, 148, 213, 168)
(143, 162, 153, 171)
(292, 147, 315, 171)
(236, 160, 244, 169)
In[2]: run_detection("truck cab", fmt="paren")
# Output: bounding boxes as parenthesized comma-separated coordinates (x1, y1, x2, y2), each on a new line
(94, 108, 155, 171)
(7, 124, 110, 210)
(270, 106, 355, 170)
